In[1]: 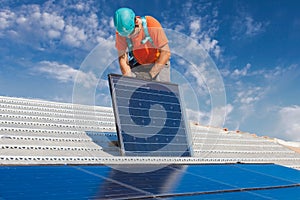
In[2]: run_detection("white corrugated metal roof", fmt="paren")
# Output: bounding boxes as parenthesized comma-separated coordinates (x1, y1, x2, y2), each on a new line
(1, 95, 300, 170)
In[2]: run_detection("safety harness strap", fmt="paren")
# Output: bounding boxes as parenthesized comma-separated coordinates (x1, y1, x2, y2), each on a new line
(141, 16, 154, 46)
(126, 16, 155, 67)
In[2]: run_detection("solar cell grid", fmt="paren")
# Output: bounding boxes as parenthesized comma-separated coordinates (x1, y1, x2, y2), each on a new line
(108, 74, 191, 156)
(1, 164, 299, 199)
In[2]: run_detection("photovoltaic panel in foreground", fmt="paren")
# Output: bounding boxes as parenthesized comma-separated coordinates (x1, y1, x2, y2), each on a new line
(2, 164, 300, 199)
(108, 74, 191, 156)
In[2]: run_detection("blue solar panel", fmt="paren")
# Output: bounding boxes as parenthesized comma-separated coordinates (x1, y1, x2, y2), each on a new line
(108, 74, 191, 156)
(1, 164, 300, 199)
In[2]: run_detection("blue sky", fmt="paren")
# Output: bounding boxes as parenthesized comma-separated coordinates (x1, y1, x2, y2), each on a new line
(0, 0, 299, 141)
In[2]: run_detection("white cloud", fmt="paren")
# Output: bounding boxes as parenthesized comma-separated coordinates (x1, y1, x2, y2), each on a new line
(190, 19, 201, 38)
(40, 12, 65, 30)
(187, 17, 221, 58)
(74, 2, 86, 11)
(245, 16, 266, 36)
(76, 71, 98, 89)
(222, 63, 299, 137)
(0, 2, 114, 50)
(174, 24, 185, 32)
(236, 86, 263, 105)
(228, 84, 268, 134)
(48, 29, 61, 39)
(33, 61, 97, 88)
(62, 25, 87, 47)
(232, 63, 251, 77)
(210, 104, 234, 127)
(0, 9, 15, 30)
(232, 11, 268, 39)
(95, 92, 112, 107)
(262, 64, 297, 80)
(163, 1, 221, 59)
(227, 63, 296, 83)
(200, 36, 220, 58)
(277, 105, 300, 141)
(186, 108, 208, 124)
(16, 16, 27, 25)
(185, 64, 206, 90)
(68, 1, 95, 12)
(34, 61, 77, 82)
(220, 68, 231, 77)
(186, 104, 233, 127)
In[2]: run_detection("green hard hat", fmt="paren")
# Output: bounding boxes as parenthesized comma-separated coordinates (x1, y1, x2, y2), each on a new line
(114, 8, 135, 37)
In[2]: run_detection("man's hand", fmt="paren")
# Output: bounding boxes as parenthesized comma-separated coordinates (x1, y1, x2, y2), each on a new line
(118, 50, 132, 76)
(135, 72, 152, 80)
(148, 44, 171, 79)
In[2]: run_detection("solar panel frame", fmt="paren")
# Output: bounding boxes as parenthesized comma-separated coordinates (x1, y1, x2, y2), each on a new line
(108, 74, 192, 156)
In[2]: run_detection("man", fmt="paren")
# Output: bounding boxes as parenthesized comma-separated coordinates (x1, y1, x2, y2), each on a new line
(113, 8, 171, 82)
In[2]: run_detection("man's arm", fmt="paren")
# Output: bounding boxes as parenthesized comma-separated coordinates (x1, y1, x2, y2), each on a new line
(118, 50, 132, 76)
(149, 43, 171, 78)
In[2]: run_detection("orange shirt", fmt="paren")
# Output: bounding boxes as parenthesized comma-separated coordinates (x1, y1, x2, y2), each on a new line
(115, 16, 168, 65)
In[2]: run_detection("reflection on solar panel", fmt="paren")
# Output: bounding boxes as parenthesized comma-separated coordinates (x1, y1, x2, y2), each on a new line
(1, 164, 300, 199)
(108, 74, 191, 156)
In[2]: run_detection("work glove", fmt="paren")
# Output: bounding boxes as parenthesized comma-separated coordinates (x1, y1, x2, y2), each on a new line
(135, 71, 153, 80)
(130, 72, 136, 78)
(123, 72, 136, 78)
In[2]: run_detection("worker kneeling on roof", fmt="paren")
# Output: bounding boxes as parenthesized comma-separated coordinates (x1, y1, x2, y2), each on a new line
(114, 7, 171, 82)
